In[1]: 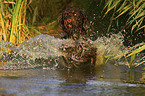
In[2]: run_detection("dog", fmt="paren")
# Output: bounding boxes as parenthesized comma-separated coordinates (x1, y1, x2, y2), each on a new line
(59, 7, 96, 68)
(59, 7, 88, 40)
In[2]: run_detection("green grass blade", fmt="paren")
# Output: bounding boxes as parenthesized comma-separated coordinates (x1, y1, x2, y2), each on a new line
(115, 5, 132, 19)
(9, 0, 22, 43)
(116, 0, 127, 12)
(129, 54, 135, 68)
(107, 14, 114, 32)
(136, 25, 145, 31)
(128, 10, 145, 26)
(135, 61, 145, 67)
(126, 44, 145, 57)
(0, 0, 4, 24)
(131, 22, 139, 33)
(103, 0, 114, 11)
(104, 0, 121, 15)
(135, 0, 143, 8)
(5, 1, 15, 15)
(127, 6, 142, 22)
(29, 27, 42, 34)
(103, 0, 114, 18)
(0, 0, 7, 41)
(136, 17, 144, 28)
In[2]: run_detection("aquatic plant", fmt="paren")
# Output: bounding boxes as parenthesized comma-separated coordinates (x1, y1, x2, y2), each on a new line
(104, 0, 145, 33)
(105, 42, 145, 68)
(0, 0, 41, 45)
(103, 0, 145, 68)
(126, 43, 145, 68)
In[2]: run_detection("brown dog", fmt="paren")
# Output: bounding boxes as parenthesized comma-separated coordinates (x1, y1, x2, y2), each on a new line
(59, 7, 88, 40)
(59, 7, 96, 68)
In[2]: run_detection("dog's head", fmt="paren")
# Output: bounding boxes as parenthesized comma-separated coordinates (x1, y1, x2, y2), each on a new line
(59, 7, 87, 39)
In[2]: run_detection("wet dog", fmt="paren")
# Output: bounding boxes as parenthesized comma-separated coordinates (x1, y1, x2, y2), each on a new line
(59, 7, 88, 40)
(59, 7, 96, 68)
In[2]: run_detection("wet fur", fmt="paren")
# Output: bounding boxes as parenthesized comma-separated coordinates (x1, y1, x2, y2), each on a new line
(59, 7, 88, 39)
(60, 41, 96, 68)
(59, 7, 96, 68)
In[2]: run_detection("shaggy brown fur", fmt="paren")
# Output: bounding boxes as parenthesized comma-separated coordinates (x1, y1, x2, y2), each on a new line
(59, 7, 88, 40)
(61, 41, 96, 68)
(59, 7, 96, 68)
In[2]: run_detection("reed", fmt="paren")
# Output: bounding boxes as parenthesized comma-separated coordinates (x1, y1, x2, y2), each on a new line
(103, 0, 145, 68)
(105, 42, 145, 68)
(0, 0, 41, 45)
(9, 0, 23, 44)
(104, 0, 145, 33)
(126, 43, 145, 68)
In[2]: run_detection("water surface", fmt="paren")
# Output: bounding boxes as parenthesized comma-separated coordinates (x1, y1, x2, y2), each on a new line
(0, 34, 144, 96)
(0, 64, 145, 96)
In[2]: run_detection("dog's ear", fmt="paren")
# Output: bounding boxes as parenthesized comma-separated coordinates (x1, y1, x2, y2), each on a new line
(80, 9, 88, 31)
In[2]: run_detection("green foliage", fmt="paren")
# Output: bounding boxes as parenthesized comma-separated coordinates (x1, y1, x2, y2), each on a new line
(104, 0, 145, 33)
(9, 0, 23, 44)
(126, 43, 145, 68)
(0, 0, 41, 45)
(105, 42, 145, 68)
(104, 0, 145, 68)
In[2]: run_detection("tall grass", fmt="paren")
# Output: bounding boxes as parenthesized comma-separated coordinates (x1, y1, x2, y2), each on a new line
(104, 42, 145, 68)
(104, 0, 145, 68)
(9, 0, 23, 44)
(104, 0, 145, 33)
(126, 43, 145, 68)
(0, 0, 41, 45)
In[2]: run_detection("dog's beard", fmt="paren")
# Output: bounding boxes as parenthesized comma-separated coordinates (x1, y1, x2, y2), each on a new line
(64, 21, 82, 32)
(63, 20, 83, 39)
(68, 24, 72, 29)
(64, 23, 73, 29)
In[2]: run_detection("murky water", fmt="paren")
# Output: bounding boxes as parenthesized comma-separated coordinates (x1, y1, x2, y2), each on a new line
(0, 65, 145, 96)
(0, 34, 145, 96)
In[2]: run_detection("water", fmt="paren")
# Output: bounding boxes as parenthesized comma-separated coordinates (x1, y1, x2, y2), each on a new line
(0, 32, 127, 69)
(0, 65, 145, 96)
(0, 33, 145, 96)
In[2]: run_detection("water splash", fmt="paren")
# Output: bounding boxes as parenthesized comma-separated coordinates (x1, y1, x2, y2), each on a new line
(92, 32, 127, 65)
(0, 34, 75, 69)
(0, 33, 127, 69)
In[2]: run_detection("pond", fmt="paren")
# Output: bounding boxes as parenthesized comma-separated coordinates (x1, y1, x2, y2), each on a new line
(0, 34, 145, 96)
(0, 65, 144, 96)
